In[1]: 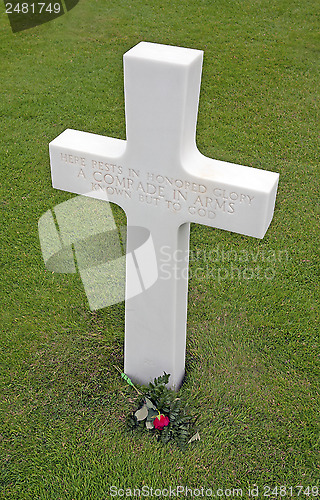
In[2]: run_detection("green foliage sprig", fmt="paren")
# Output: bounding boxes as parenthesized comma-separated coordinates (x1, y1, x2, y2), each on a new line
(118, 370, 200, 451)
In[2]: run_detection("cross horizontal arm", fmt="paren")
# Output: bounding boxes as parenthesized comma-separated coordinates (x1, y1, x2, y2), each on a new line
(50, 128, 278, 239)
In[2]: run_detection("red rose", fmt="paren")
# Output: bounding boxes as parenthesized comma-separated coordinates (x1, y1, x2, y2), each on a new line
(153, 414, 170, 430)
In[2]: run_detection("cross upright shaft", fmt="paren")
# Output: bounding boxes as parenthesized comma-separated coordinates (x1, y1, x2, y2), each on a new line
(49, 42, 279, 389)
(123, 43, 204, 389)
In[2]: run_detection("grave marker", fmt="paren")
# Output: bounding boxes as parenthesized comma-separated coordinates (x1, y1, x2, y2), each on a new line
(49, 42, 279, 389)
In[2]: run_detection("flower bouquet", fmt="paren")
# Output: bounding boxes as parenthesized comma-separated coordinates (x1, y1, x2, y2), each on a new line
(117, 369, 200, 451)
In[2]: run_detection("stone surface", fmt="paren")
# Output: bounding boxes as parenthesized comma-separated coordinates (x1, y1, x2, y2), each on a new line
(49, 41, 279, 389)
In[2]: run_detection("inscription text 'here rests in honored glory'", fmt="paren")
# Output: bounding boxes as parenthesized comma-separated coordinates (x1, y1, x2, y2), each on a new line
(49, 41, 279, 389)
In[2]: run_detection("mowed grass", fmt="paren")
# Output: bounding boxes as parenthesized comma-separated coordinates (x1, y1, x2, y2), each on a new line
(0, 0, 319, 498)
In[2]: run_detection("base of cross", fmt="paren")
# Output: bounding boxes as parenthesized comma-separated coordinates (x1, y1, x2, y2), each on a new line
(123, 218, 191, 391)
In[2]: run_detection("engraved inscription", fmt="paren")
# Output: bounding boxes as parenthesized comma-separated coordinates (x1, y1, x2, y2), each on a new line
(60, 152, 255, 220)
(60, 153, 86, 166)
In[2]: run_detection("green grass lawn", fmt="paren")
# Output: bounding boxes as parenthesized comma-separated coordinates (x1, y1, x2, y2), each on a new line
(1, 0, 319, 498)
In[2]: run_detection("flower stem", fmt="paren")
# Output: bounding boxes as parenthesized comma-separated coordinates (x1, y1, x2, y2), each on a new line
(114, 365, 142, 395)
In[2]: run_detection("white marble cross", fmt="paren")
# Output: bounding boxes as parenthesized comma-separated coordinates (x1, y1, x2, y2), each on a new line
(49, 42, 279, 389)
